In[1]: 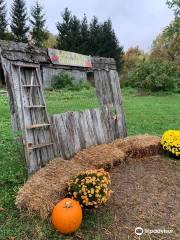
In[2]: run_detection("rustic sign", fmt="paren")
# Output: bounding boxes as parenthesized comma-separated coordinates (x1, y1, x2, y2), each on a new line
(48, 48, 92, 68)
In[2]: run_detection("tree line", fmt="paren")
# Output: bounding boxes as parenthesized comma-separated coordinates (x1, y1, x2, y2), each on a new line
(0, 0, 123, 71)
(121, 0, 180, 93)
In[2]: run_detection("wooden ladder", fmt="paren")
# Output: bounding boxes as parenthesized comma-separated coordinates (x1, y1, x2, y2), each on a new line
(15, 63, 56, 173)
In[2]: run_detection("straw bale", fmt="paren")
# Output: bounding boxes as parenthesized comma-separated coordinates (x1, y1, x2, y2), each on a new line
(16, 134, 161, 219)
(16, 158, 90, 219)
(112, 134, 161, 158)
(73, 144, 125, 169)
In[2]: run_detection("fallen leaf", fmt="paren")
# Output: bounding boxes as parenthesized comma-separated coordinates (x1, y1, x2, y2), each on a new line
(0, 207, 5, 212)
(6, 237, 16, 240)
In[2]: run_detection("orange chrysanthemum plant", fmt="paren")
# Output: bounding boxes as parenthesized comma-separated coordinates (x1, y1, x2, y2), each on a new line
(68, 169, 112, 208)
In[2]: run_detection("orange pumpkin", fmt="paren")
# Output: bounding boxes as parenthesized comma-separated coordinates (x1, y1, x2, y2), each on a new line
(51, 198, 82, 234)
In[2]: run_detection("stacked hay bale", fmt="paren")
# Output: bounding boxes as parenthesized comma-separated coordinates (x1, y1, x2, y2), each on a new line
(16, 135, 161, 219)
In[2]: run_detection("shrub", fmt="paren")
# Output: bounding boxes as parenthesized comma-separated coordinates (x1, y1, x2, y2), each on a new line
(68, 80, 91, 91)
(161, 130, 180, 157)
(127, 59, 179, 92)
(52, 72, 92, 91)
(52, 72, 74, 89)
(68, 169, 112, 208)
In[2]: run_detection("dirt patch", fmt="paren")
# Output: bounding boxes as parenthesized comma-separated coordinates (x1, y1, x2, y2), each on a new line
(95, 156, 180, 240)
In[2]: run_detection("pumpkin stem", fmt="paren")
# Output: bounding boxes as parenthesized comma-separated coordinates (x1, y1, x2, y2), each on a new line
(64, 201, 73, 208)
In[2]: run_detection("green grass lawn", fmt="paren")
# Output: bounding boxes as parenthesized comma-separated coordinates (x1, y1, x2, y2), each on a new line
(0, 88, 180, 240)
(45, 88, 180, 135)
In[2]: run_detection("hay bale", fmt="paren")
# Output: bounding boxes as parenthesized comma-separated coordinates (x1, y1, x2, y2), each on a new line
(112, 134, 161, 158)
(16, 145, 124, 218)
(73, 144, 125, 169)
(16, 158, 89, 219)
(16, 134, 161, 219)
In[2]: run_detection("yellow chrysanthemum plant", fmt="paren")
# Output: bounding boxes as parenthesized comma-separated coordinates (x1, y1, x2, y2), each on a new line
(68, 169, 113, 208)
(161, 130, 180, 158)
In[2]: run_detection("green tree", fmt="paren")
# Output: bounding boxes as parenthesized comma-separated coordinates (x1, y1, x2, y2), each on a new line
(150, 0, 180, 65)
(56, 10, 124, 71)
(43, 32, 57, 48)
(69, 15, 81, 52)
(79, 14, 90, 54)
(89, 16, 101, 55)
(150, 32, 180, 63)
(30, 1, 48, 47)
(10, 0, 29, 42)
(101, 19, 124, 71)
(0, 0, 8, 40)
(167, 0, 180, 17)
(128, 59, 179, 92)
(121, 46, 146, 86)
(56, 8, 72, 50)
(89, 18, 124, 71)
(165, 0, 180, 36)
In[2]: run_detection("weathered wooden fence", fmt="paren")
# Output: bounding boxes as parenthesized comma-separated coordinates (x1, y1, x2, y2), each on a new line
(94, 69, 127, 138)
(1, 45, 127, 174)
(51, 106, 116, 159)
(51, 68, 127, 159)
(42, 66, 87, 87)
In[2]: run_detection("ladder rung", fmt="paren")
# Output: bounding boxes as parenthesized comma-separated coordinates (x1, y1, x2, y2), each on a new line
(27, 143, 53, 150)
(26, 123, 51, 129)
(22, 85, 40, 87)
(24, 105, 46, 108)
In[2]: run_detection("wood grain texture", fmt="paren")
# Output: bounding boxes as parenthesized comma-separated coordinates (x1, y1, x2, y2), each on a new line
(51, 106, 117, 159)
(1, 52, 127, 173)
(42, 67, 87, 88)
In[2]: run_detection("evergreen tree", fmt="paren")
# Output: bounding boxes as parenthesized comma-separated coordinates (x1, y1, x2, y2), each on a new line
(89, 16, 102, 55)
(68, 15, 81, 52)
(0, 0, 8, 40)
(56, 10, 124, 71)
(30, 1, 48, 47)
(101, 19, 124, 71)
(89, 18, 124, 71)
(79, 14, 90, 54)
(56, 8, 72, 50)
(10, 0, 29, 42)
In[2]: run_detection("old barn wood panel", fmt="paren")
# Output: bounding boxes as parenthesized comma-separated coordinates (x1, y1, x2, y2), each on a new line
(94, 68, 127, 138)
(51, 106, 116, 159)
(0, 41, 127, 174)
(0, 40, 89, 89)
(42, 66, 87, 88)
(1, 57, 56, 173)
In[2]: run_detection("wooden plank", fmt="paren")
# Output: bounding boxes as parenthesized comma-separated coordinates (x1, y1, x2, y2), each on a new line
(26, 123, 51, 129)
(51, 106, 116, 159)
(12, 62, 39, 68)
(109, 70, 127, 138)
(22, 85, 40, 87)
(90, 108, 105, 144)
(28, 143, 53, 150)
(24, 105, 45, 108)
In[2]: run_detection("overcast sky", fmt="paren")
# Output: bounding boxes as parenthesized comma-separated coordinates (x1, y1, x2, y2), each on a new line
(7, 0, 173, 52)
